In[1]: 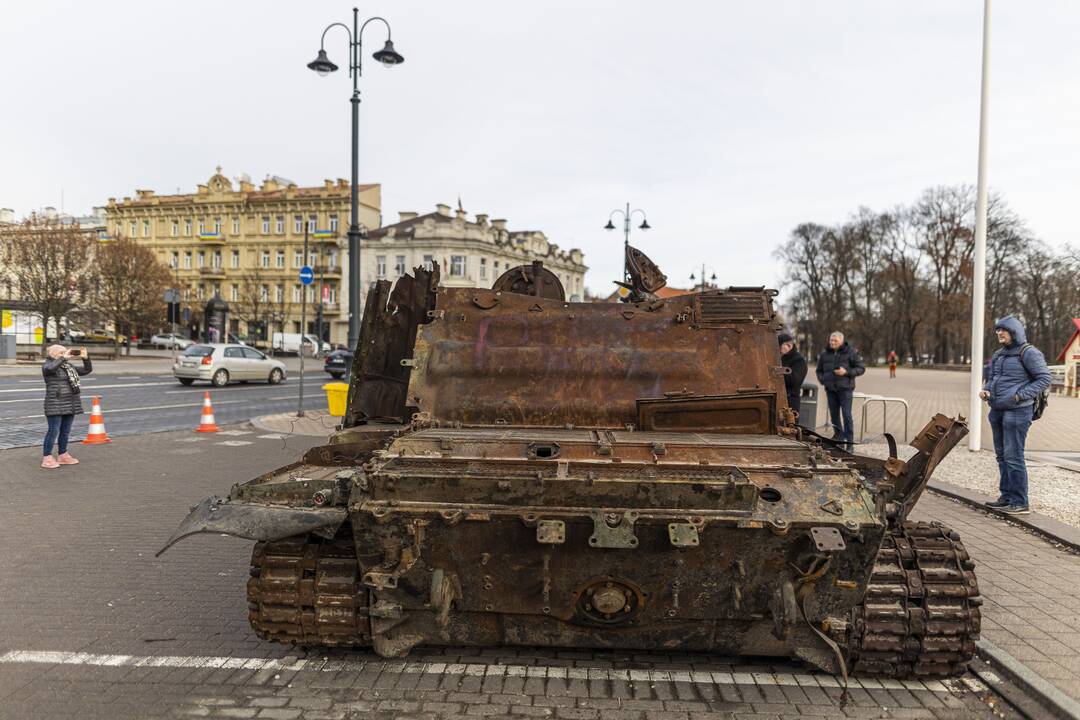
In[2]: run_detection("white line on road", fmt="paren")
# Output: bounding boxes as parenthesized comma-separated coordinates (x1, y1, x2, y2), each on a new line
(216, 440, 253, 446)
(0, 381, 174, 395)
(9, 398, 250, 420)
(0, 650, 949, 692)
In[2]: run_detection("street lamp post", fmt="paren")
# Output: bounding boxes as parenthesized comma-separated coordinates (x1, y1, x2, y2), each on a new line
(689, 264, 717, 292)
(604, 203, 650, 284)
(308, 8, 404, 352)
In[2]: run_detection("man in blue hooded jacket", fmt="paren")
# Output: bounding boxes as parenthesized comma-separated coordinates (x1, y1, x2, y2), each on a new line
(979, 316, 1051, 515)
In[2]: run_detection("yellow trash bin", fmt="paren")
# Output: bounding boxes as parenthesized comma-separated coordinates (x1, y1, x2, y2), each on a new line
(323, 382, 349, 417)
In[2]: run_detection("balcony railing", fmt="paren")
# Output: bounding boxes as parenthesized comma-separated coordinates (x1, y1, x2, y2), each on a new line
(200, 266, 226, 277)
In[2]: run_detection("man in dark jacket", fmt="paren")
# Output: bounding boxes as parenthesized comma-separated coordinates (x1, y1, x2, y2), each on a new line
(815, 331, 865, 449)
(778, 333, 807, 416)
(979, 316, 1051, 515)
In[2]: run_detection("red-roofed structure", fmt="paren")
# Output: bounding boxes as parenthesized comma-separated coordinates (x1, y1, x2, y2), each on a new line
(1057, 318, 1080, 397)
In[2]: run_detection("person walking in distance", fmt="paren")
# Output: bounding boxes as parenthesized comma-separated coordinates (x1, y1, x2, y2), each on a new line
(41, 344, 93, 469)
(815, 331, 865, 449)
(778, 333, 807, 417)
(886, 350, 899, 379)
(980, 316, 1051, 515)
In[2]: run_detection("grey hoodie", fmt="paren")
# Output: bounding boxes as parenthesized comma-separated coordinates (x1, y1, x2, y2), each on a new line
(983, 316, 1051, 412)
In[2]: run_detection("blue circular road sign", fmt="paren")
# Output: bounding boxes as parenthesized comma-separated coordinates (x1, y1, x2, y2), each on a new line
(299, 266, 315, 285)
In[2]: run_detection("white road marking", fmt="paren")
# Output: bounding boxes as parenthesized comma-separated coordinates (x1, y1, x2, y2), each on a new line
(0, 650, 949, 692)
(257, 433, 287, 439)
(216, 430, 252, 436)
(173, 437, 205, 443)
(10, 398, 249, 420)
(216, 440, 253, 446)
(0, 381, 174, 395)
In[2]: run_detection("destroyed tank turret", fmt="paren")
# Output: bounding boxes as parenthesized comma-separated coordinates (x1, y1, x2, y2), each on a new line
(160, 249, 981, 678)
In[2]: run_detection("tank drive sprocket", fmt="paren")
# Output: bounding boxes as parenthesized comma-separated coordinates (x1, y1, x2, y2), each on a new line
(247, 528, 371, 647)
(848, 520, 982, 678)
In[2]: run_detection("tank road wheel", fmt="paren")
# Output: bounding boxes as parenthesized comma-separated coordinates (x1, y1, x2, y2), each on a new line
(848, 521, 982, 678)
(247, 528, 370, 647)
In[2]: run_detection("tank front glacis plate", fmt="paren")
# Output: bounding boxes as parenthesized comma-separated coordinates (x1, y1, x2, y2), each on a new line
(342, 427, 883, 658)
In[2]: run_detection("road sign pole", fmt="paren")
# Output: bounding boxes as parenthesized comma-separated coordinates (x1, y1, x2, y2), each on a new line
(299, 226, 309, 418)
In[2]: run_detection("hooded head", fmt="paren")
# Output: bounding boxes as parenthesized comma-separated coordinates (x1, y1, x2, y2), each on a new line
(993, 316, 1027, 347)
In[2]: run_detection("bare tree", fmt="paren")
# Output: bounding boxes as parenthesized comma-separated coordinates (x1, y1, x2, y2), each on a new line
(0, 213, 95, 351)
(91, 234, 172, 357)
(232, 265, 274, 346)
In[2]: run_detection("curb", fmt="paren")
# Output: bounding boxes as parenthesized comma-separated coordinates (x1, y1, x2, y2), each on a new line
(249, 413, 336, 438)
(927, 480, 1080, 553)
(974, 639, 1080, 720)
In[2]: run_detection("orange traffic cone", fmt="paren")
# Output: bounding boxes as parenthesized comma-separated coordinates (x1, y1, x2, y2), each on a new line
(82, 396, 112, 444)
(195, 391, 220, 433)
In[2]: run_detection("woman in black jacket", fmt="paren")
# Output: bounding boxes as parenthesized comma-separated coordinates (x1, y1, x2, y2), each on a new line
(41, 344, 92, 469)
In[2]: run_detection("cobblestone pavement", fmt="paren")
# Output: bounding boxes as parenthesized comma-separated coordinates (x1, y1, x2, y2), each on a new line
(914, 493, 1080, 702)
(807, 367, 1080, 452)
(0, 431, 1041, 719)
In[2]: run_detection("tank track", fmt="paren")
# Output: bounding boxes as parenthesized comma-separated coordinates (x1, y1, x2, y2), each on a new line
(849, 520, 982, 677)
(247, 530, 371, 646)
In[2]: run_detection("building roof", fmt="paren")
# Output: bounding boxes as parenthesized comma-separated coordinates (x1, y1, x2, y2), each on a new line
(1056, 318, 1080, 363)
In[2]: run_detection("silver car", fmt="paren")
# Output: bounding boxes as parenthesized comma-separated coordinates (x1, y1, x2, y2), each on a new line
(173, 343, 287, 387)
(151, 333, 194, 350)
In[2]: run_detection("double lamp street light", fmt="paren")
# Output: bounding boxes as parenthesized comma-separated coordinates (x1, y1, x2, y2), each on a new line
(604, 203, 650, 285)
(307, 8, 404, 351)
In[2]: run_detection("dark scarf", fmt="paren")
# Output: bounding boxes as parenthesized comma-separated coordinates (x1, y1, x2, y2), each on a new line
(62, 361, 81, 392)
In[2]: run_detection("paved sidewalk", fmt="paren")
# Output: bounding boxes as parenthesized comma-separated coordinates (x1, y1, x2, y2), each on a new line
(253, 410, 340, 437)
(915, 492, 1080, 703)
(810, 367, 1080, 452)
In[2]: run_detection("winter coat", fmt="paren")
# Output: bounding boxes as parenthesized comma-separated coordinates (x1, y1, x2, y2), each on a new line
(815, 341, 865, 392)
(984, 316, 1051, 412)
(781, 348, 808, 409)
(42, 356, 92, 417)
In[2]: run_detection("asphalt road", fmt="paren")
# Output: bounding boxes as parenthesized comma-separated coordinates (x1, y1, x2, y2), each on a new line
(0, 430, 1018, 720)
(0, 371, 335, 450)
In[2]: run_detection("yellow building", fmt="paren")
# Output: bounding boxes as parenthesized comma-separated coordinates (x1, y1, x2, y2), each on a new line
(105, 168, 380, 346)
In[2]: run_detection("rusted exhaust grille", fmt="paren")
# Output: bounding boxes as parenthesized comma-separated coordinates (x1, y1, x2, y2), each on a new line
(694, 293, 770, 325)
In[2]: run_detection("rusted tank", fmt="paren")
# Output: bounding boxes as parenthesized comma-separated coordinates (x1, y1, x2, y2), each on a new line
(160, 249, 981, 678)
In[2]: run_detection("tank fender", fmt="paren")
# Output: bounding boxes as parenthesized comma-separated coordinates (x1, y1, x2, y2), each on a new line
(155, 495, 347, 557)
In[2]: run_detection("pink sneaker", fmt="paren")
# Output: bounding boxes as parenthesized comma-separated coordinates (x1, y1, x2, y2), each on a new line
(41, 456, 60, 469)
(57, 453, 79, 465)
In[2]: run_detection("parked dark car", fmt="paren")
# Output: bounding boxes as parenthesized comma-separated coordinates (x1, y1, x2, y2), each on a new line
(323, 348, 353, 379)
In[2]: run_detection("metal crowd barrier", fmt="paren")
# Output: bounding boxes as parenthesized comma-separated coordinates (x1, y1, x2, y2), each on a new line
(853, 392, 909, 443)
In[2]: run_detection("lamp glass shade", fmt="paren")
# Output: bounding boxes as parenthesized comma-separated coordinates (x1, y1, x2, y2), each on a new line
(604, 220, 616, 230)
(372, 39, 405, 66)
(307, 49, 338, 75)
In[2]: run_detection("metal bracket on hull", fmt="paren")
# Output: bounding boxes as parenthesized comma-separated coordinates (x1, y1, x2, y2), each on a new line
(589, 510, 639, 548)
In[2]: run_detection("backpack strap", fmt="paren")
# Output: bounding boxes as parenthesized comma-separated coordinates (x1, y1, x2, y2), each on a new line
(1018, 343, 1039, 382)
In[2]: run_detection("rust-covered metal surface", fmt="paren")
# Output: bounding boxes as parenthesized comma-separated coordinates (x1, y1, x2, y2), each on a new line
(162, 252, 981, 679)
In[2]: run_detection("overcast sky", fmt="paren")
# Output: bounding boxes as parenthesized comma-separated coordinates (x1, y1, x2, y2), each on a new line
(2, 1, 1077, 297)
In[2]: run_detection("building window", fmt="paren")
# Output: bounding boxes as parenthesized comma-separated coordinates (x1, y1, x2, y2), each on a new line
(450, 255, 466, 277)
(184, 219, 192, 236)
(259, 285, 269, 301)
(183, 251, 192, 269)
(494, 260, 500, 273)
(480, 258, 487, 280)
(142, 221, 150, 237)
(294, 215, 303, 234)
(230, 285, 238, 302)
(423, 255, 434, 271)
(376, 255, 387, 278)
(197, 285, 205, 300)
(214, 217, 222, 234)
(275, 285, 284, 303)
(170, 251, 179, 269)
(275, 215, 284, 234)
(328, 249, 338, 268)
(327, 285, 338, 304)
(129, 221, 136, 238)
(261, 250, 270, 268)
(198, 219, 205, 235)
(232, 217, 240, 234)
(262, 216, 270, 234)
(308, 214, 317, 232)
(197, 251, 205, 268)
(171, 220, 178, 237)
(275, 250, 285, 268)
(292, 285, 302, 303)
(212, 251, 222, 268)
(308, 250, 317, 267)
(231, 250, 240, 269)
(394, 255, 406, 276)
(293, 250, 303, 268)
(329, 214, 338, 232)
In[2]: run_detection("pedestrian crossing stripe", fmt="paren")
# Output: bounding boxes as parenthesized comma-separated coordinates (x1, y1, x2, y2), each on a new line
(216, 440, 253, 447)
